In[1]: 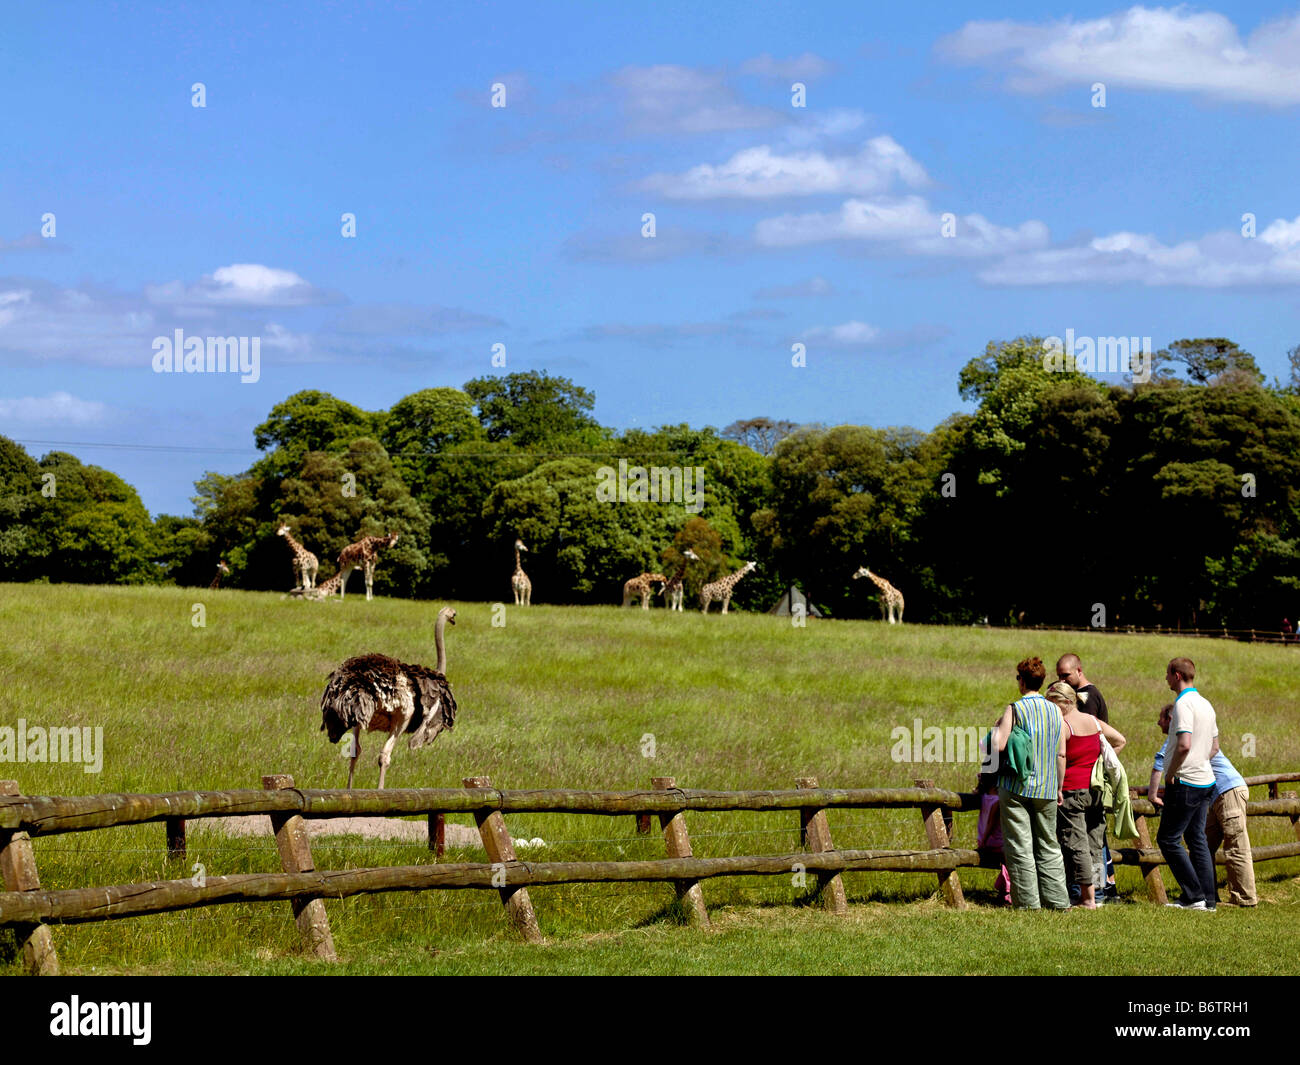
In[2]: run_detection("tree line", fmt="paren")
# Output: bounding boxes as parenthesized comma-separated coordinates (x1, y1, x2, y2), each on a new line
(4, 340, 1299, 627)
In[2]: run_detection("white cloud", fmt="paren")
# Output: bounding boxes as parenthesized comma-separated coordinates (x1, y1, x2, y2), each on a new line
(610, 64, 785, 134)
(755, 195, 1050, 256)
(146, 264, 332, 308)
(0, 391, 110, 426)
(978, 216, 1300, 285)
(739, 52, 835, 81)
(804, 320, 881, 346)
(755, 276, 836, 300)
(938, 6, 1300, 106)
(0, 272, 500, 368)
(799, 321, 951, 350)
(641, 135, 928, 200)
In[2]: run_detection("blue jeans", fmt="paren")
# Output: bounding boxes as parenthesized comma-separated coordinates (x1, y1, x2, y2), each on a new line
(1156, 782, 1215, 906)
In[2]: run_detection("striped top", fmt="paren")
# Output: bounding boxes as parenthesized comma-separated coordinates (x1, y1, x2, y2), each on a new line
(998, 693, 1063, 800)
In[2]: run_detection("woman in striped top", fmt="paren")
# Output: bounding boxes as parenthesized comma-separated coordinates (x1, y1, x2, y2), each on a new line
(992, 657, 1070, 909)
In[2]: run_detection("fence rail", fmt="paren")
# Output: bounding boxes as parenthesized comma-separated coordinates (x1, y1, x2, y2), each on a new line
(1004, 622, 1300, 646)
(2, 771, 1298, 975)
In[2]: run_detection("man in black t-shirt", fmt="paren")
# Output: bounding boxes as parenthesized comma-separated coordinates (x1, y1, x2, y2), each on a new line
(1056, 653, 1108, 722)
(1056, 653, 1117, 900)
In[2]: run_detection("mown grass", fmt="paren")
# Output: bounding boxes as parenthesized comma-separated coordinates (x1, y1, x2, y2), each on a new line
(1, 583, 1297, 975)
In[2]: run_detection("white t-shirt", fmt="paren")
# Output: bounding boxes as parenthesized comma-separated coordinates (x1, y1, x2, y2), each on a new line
(1161, 689, 1218, 788)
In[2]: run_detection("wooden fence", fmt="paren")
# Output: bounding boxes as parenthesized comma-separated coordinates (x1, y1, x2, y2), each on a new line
(2, 771, 1299, 975)
(1003, 622, 1300, 646)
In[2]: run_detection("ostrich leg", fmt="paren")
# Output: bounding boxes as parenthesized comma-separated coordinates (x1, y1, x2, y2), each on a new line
(346, 728, 361, 789)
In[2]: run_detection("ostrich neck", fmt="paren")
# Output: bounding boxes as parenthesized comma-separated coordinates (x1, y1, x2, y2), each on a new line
(434, 614, 448, 674)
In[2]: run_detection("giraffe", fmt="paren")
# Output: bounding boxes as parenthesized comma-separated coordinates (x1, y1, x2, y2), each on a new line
(700, 560, 757, 615)
(295, 571, 343, 601)
(511, 539, 532, 606)
(661, 548, 700, 611)
(852, 566, 904, 624)
(209, 559, 230, 590)
(622, 571, 667, 609)
(277, 523, 319, 590)
(337, 531, 400, 601)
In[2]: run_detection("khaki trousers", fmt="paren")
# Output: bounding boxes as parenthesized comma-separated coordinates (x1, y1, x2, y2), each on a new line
(1205, 785, 1257, 906)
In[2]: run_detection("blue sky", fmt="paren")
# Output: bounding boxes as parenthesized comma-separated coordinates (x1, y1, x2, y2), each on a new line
(4, 1, 1300, 515)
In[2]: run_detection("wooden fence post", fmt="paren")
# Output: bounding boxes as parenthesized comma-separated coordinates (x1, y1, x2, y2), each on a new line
(165, 817, 186, 861)
(652, 777, 709, 927)
(914, 778, 965, 909)
(262, 775, 337, 961)
(0, 781, 59, 975)
(427, 813, 445, 858)
(1134, 810, 1168, 904)
(634, 814, 652, 836)
(1268, 782, 1279, 800)
(463, 776, 542, 943)
(796, 777, 847, 914)
(1286, 791, 1300, 844)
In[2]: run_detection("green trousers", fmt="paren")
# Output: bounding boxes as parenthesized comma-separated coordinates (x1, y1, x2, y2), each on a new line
(998, 786, 1070, 910)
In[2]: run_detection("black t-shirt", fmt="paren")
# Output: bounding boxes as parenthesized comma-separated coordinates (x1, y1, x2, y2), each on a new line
(1075, 684, 1108, 723)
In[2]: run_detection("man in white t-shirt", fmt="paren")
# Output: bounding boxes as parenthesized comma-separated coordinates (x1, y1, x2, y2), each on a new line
(1150, 656, 1220, 911)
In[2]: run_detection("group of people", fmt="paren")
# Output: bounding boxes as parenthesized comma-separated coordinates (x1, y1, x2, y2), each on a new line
(974, 653, 1257, 911)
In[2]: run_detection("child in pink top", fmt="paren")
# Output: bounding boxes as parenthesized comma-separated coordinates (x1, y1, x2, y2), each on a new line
(976, 771, 1012, 905)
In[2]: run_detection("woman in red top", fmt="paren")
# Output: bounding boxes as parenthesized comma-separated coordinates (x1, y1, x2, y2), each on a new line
(1045, 681, 1126, 909)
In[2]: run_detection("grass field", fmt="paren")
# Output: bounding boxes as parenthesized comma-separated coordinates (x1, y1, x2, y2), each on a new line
(2, 584, 1298, 975)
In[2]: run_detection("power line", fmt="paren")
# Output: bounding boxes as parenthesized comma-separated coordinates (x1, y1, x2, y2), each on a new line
(11, 439, 700, 462)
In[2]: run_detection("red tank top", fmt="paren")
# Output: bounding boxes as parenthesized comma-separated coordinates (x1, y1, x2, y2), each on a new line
(1063, 722, 1101, 791)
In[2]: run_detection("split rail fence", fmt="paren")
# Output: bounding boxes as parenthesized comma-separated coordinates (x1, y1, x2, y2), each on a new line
(2, 771, 1299, 975)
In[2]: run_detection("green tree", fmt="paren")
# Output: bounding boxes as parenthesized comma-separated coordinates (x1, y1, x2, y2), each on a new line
(0, 436, 43, 579)
(272, 438, 431, 595)
(252, 390, 381, 482)
(1158, 338, 1263, 386)
(483, 457, 681, 601)
(32, 452, 156, 583)
(381, 387, 485, 498)
(463, 371, 605, 449)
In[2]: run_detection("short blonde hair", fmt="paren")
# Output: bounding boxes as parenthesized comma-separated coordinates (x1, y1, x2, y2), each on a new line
(1045, 680, 1077, 710)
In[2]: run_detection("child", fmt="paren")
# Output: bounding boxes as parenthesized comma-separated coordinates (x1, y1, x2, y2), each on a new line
(976, 771, 1012, 906)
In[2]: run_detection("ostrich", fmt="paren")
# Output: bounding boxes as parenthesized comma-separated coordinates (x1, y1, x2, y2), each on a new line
(319, 607, 459, 788)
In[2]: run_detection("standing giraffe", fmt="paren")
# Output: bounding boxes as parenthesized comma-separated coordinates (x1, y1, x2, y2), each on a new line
(277, 523, 319, 590)
(337, 532, 400, 601)
(511, 539, 532, 606)
(209, 559, 230, 590)
(852, 566, 904, 624)
(700, 560, 757, 615)
(661, 548, 700, 611)
(622, 570, 667, 609)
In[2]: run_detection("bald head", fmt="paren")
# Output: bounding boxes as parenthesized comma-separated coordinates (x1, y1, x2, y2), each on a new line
(1056, 653, 1085, 689)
